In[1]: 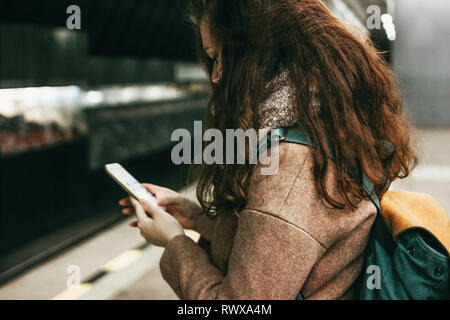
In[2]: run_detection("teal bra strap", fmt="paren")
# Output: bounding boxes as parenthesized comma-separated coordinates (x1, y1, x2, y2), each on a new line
(295, 291, 305, 300)
(269, 127, 381, 213)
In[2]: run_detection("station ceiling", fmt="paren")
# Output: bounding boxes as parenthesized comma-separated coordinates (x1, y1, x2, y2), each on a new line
(0, 0, 197, 61)
(344, 0, 388, 22)
(0, 0, 388, 62)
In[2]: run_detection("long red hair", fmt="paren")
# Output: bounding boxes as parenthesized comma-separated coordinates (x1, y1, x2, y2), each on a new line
(187, 0, 417, 216)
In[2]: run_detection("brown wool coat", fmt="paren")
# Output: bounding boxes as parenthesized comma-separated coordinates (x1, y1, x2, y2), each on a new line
(159, 142, 377, 300)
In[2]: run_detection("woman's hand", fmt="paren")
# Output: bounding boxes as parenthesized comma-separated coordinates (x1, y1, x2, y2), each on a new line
(127, 197, 185, 247)
(119, 184, 203, 230)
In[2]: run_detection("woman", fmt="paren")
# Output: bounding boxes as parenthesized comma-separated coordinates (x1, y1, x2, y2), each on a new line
(119, 0, 417, 299)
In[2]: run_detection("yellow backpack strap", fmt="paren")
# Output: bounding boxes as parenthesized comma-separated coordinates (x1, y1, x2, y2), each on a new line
(381, 191, 450, 255)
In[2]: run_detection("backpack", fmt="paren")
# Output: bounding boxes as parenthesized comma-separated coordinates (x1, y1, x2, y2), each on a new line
(261, 127, 450, 300)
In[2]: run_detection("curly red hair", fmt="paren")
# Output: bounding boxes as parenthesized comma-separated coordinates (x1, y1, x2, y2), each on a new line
(187, 0, 418, 216)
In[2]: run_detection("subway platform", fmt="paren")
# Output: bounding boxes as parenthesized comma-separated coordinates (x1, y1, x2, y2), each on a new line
(0, 128, 449, 300)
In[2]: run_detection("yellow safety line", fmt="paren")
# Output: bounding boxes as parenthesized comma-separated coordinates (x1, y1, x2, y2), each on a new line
(51, 249, 143, 300)
(50, 231, 200, 300)
(52, 283, 92, 300)
(103, 249, 142, 273)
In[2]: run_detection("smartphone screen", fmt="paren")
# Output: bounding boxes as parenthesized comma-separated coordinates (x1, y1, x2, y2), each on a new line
(105, 163, 158, 205)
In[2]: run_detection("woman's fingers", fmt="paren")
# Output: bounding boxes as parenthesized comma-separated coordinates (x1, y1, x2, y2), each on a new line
(142, 183, 165, 197)
(130, 197, 153, 221)
(157, 195, 181, 206)
(120, 196, 134, 215)
(142, 183, 179, 206)
(119, 198, 131, 206)
(122, 207, 133, 215)
(140, 198, 167, 218)
(129, 220, 138, 227)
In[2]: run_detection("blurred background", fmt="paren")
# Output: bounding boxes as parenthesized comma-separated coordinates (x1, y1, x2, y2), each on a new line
(0, 0, 449, 299)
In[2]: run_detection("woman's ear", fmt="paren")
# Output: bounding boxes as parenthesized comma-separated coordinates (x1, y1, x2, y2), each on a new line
(211, 58, 223, 83)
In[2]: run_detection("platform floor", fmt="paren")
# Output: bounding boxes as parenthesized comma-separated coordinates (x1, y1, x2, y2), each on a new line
(0, 128, 449, 300)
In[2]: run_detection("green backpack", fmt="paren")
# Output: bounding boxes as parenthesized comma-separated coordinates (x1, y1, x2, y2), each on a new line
(262, 127, 450, 300)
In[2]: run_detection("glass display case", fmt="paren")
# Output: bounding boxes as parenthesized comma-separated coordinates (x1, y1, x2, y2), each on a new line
(0, 86, 87, 155)
(0, 82, 210, 164)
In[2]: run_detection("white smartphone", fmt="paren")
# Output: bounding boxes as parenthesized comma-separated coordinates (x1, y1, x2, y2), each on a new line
(104, 163, 159, 206)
